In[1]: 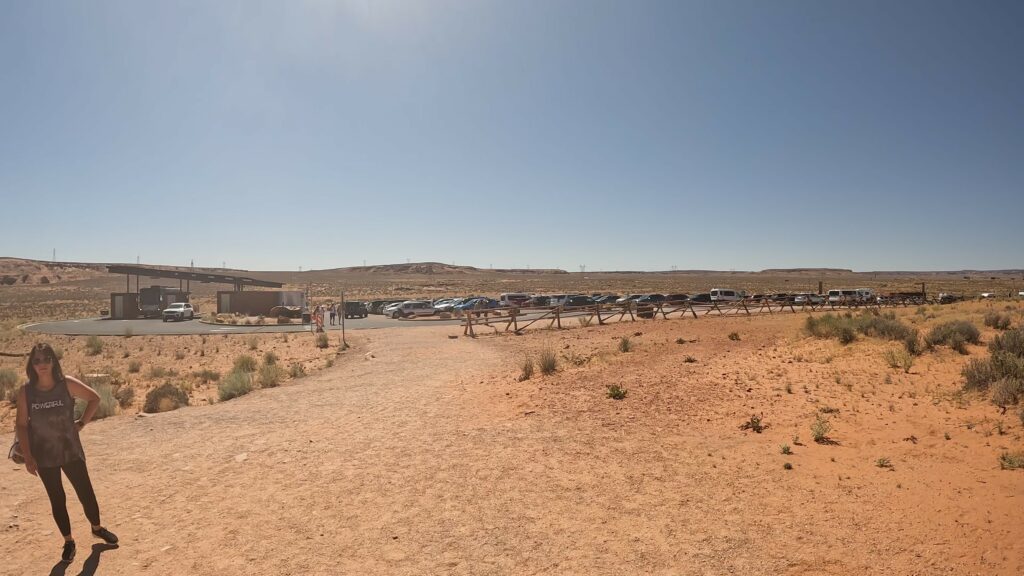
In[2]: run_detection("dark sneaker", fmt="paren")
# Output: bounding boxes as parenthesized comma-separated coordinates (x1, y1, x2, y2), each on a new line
(61, 540, 76, 563)
(91, 527, 119, 545)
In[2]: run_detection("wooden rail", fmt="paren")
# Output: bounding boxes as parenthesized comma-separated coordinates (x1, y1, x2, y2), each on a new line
(459, 296, 927, 337)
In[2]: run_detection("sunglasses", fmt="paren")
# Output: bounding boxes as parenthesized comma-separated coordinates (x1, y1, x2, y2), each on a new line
(32, 356, 53, 365)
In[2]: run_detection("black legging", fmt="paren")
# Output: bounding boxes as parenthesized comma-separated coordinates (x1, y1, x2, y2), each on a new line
(37, 459, 101, 537)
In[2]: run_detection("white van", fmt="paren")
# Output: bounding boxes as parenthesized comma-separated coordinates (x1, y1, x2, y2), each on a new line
(499, 293, 531, 307)
(827, 289, 874, 304)
(710, 288, 746, 302)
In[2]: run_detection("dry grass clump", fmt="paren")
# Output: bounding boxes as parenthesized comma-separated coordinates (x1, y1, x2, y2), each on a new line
(257, 363, 286, 388)
(86, 383, 119, 420)
(925, 320, 980, 353)
(811, 414, 832, 443)
(991, 378, 1023, 410)
(0, 368, 18, 403)
(288, 363, 307, 378)
(805, 311, 914, 345)
(984, 311, 1013, 330)
(606, 384, 627, 400)
(218, 370, 253, 401)
(263, 351, 279, 366)
(193, 369, 221, 384)
(538, 349, 558, 375)
(962, 327, 1024, 396)
(114, 385, 134, 408)
(998, 452, 1024, 470)
(883, 348, 914, 373)
(232, 354, 258, 373)
(316, 333, 330, 349)
(618, 336, 633, 353)
(518, 357, 534, 381)
(143, 382, 190, 413)
(127, 360, 141, 373)
(85, 335, 104, 356)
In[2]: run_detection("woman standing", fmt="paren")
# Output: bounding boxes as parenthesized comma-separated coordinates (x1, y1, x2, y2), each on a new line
(15, 343, 119, 564)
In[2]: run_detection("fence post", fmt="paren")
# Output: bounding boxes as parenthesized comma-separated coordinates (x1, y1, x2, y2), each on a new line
(556, 306, 562, 329)
(596, 303, 604, 325)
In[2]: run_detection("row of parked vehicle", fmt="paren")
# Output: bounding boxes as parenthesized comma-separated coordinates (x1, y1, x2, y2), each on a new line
(360, 289, 830, 319)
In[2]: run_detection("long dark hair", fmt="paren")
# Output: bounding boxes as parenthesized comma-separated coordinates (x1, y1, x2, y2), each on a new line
(25, 343, 66, 387)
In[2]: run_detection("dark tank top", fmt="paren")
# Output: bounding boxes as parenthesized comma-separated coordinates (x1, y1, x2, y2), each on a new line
(26, 378, 86, 468)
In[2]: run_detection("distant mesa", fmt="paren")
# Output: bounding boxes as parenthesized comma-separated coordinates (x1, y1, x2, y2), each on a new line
(318, 262, 568, 275)
(760, 268, 854, 274)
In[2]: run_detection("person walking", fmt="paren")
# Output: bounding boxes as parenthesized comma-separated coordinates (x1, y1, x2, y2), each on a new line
(15, 343, 119, 564)
(329, 303, 336, 326)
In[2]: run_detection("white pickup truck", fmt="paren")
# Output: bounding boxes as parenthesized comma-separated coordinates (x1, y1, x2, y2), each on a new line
(162, 302, 195, 322)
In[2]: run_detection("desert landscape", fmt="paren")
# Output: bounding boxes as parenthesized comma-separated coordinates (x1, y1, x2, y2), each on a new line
(1, 258, 1022, 575)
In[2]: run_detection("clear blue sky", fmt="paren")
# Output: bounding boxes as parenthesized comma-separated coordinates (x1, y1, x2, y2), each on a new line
(2, 1, 1021, 272)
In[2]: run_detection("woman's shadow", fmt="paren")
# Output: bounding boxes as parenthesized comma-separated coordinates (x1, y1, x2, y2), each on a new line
(49, 543, 118, 576)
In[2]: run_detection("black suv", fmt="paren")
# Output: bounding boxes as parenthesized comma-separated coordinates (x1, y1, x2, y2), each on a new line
(344, 301, 368, 319)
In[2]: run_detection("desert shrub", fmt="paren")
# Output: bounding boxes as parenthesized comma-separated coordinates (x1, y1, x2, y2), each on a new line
(807, 312, 915, 345)
(856, 312, 915, 341)
(811, 414, 832, 443)
(925, 321, 980, 349)
(0, 368, 18, 402)
(518, 357, 534, 381)
(875, 457, 893, 469)
(147, 366, 168, 379)
(739, 414, 766, 433)
(606, 385, 627, 400)
(675, 337, 686, 345)
(127, 360, 141, 373)
(728, 332, 741, 341)
(783, 462, 793, 470)
(683, 355, 697, 363)
(883, 348, 914, 373)
(257, 363, 286, 388)
(218, 370, 253, 401)
(114, 385, 134, 408)
(174, 350, 186, 360)
(984, 311, 1012, 330)
(93, 383, 118, 420)
(902, 330, 922, 356)
(538, 349, 558, 375)
(232, 354, 258, 373)
(989, 328, 1024, 357)
(289, 363, 307, 378)
(316, 333, 329, 349)
(991, 378, 1023, 409)
(962, 358, 998, 391)
(577, 316, 592, 328)
(246, 336, 259, 351)
(618, 336, 633, 353)
(999, 452, 1024, 470)
(990, 351, 1024, 380)
(193, 369, 221, 384)
(85, 336, 104, 356)
(143, 382, 190, 413)
(780, 444, 792, 455)
(263, 351, 279, 366)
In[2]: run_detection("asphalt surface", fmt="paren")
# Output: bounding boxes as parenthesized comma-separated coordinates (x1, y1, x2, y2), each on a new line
(20, 315, 464, 336)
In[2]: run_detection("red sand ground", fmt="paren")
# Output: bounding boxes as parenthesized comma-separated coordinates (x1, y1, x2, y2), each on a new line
(2, 307, 1022, 575)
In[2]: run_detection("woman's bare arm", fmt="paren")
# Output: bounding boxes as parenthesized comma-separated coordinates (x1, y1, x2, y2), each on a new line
(66, 376, 100, 427)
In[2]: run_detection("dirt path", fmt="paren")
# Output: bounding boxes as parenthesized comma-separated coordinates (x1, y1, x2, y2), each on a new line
(2, 320, 1022, 575)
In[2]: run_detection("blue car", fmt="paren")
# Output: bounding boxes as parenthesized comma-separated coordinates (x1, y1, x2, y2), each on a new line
(454, 297, 500, 311)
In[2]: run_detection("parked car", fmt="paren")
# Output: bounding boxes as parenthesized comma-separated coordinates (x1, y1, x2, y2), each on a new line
(664, 294, 689, 304)
(593, 294, 621, 304)
(793, 293, 824, 305)
(162, 302, 195, 322)
(615, 294, 644, 305)
(635, 294, 667, 305)
(454, 297, 500, 312)
(388, 300, 438, 318)
(827, 289, 874, 304)
(689, 293, 712, 303)
(564, 295, 596, 307)
(343, 301, 368, 319)
(528, 295, 552, 307)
